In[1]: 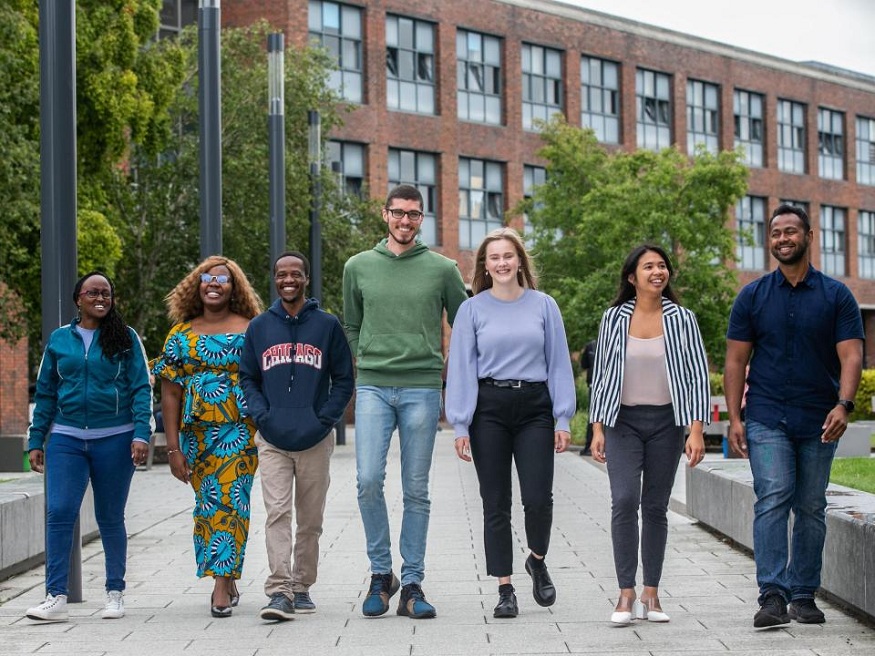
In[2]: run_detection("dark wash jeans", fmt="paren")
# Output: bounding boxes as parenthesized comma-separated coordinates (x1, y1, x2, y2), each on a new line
(44, 431, 135, 596)
(746, 418, 836, 604)
(604, 404, 684, 589)
(469, 382, 555, 578)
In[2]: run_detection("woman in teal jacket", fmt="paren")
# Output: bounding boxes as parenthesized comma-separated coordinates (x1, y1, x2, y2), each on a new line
(25, 272, 153, 624)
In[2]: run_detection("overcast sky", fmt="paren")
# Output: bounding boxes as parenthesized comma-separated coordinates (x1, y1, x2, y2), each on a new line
(558, 0, 875, 77)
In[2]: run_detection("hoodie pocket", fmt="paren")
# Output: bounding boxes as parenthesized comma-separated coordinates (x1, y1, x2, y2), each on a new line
(259, 405, 328, 448)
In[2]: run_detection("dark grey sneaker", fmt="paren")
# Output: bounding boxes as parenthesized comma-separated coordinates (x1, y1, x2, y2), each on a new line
(293, 591, 316, 613)
(753, 593, 790, 628)
(396, 583, 436, 619)
(789, 598, 825, 624)
(362, 572, 400, 617)
(259, 593, 295, 621)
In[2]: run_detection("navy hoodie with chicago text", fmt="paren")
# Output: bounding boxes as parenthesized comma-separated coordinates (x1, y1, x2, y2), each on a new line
(240, 298, 354, 451)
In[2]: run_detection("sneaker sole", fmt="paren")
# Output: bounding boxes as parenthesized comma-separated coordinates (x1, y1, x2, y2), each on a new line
(259, 609, 295, 621)
(26, 613, 68, 623)
(293, 606, 316, 614)
(102, 612, 125, 619)
(788, 608, 825, 624)
(754, 614, 790, 628)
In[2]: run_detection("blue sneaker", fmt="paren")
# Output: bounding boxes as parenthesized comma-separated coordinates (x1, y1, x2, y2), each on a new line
(293, 591, 316, 613)
(396, 583, 436, 619)
(362, 572, 400, 617)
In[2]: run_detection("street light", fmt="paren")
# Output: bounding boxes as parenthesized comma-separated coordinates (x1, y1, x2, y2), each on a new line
(199, 0, 222, 258)
(308, 110, 322, 303)
(267, 33, 285, 300)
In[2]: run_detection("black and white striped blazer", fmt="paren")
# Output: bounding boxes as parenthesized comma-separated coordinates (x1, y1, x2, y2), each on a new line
(589, 297, 711, 428)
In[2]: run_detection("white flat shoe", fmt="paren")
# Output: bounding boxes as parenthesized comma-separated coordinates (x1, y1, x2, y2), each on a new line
(634, 598, 670, 622)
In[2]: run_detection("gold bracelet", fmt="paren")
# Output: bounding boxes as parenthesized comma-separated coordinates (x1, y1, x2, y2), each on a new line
(166, 449, 181, 455)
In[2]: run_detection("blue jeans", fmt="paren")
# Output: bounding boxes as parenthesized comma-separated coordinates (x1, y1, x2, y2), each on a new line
(355, 386, 442, 586)
(746, 419, 836, 604)
(44, 431, 136, 596)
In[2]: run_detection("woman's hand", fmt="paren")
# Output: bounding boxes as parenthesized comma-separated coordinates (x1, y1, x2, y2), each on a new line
(131, 441, 149, 467)
(454, 437, 472, 462)
(591, 430, 606, 464)
(685, 430, 706, 468)
(554, 430, 571, 453)
(28, 449, 44, 474)
(168, 450, 191, 484)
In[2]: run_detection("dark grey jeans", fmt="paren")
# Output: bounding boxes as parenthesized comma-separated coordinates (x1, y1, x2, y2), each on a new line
(605, 404, 684, 589)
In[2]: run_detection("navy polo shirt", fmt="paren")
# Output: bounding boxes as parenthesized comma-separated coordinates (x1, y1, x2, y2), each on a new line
(727, 265, 863, 437)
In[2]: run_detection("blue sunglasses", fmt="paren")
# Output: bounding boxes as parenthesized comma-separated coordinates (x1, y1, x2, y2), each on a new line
(200, 274, 231, 284)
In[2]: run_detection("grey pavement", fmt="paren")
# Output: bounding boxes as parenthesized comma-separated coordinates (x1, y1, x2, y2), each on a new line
(1, 427, 873, 655)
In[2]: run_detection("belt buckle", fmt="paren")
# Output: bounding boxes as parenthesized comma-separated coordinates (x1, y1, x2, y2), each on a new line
(511, 380, 522, 389)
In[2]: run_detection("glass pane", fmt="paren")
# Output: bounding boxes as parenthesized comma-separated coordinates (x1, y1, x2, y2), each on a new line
(459, 158, 469, 183)
(470, 190, 484, 218)
(458, 90, 469, 119)
(485, 37, 500, 65)
(308, 1, 322, 31)
(546, 49, 561, 77)
(457, 31, 467, 58)
(398, 18, 414, 49)
(388, 150, 400, 179)
(418, 84, 434, 114)
(342, 40, 360, 70)
(400, 81, 417, 111)
(416, 21, 433, 52)
(471, 219, 487, 246)
(470, 159, 484, 188)
(470, 93, 485, 122)
(467, 32, 481, 60)
(486, 162, 502, 189)
(604, 61, 618, 88)
(656, 74, 669, 99)
(419, 154, 436, 182)
(346, 144, 364, 176)
(323, 2, 340, 31)
(400, 150, 415, 174)
(343, 72, 362, 103)
(387, 79, 399, 108)
(485, 96, 501, 124)
(342, 6, 361, 38)
(458, 191, 469, 217)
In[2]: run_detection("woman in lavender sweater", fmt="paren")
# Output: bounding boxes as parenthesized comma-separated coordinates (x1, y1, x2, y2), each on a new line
(446, 227, 576, 619)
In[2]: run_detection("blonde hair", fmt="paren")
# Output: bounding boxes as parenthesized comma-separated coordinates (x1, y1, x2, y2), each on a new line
(165, 256, 264, 324)
(471, 227, 538, 295)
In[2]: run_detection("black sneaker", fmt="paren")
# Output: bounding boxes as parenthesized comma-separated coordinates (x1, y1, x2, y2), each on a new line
(259, 593, 295, 621)
(362, 572, 400, 617)
(396, 583, 436, 619)
(493, 585, 518, 618)
(753, 593, 790, 628)
(789, 598, 825, 624)
(525, 554, 556, 607)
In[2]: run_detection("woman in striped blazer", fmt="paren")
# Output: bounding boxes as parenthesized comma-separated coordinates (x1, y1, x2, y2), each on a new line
(589, 244, 709, 626)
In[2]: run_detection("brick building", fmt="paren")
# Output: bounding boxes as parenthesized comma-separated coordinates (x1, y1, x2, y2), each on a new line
(166, 0, 875, 355)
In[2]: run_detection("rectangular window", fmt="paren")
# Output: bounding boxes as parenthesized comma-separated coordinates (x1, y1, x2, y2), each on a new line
(687, 80, 719, 155)
(158, 0, 197, 39)
(386, 15, 435, 114)
(818, 108, 844, 180)
(820, 205, 846, 276)
(859, 210, 875, 279)
(736, 196, 767, 270)
(856, 116, 875, 186)
(777, 99, 806, 174)
(636, 69, 672, 151)
(522, 43, 563, 131)
(309, 1, 363, 103)
(522, 165, 546, 236)
(580, 56, 619, 143)
(388, 148, 439, 246)
(457, 29, 502, 125)
(459, 157, 503, 249)
(327, 141, 365, 197)
(733, 89, 764, 167)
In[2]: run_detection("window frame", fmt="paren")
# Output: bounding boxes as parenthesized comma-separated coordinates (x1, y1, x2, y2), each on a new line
(687, 79, 720, 155)
(580, 55, 620, 144)
(458, 157, 504, 249)
(733, 88, 764, 167)
(636, 68, 673, 151)
(388, 148, 440, 246)
(521, 43, 564, 131)
(308, 0, 364, 104)
(385, 14, 437, 115)
(456, 29, 502, 125)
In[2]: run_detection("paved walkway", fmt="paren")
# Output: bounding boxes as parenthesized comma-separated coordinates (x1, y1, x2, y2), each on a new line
(1, 427, 873, 655)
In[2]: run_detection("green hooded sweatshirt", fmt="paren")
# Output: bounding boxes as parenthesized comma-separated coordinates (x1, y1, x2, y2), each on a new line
(342, 238, 468, 388)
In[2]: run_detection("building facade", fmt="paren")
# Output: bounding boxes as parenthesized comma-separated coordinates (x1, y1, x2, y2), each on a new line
(216, 0, 875, 355)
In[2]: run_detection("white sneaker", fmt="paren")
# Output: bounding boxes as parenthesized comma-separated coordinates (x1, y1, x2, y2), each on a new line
(102, 590, 125, 619)
(26, 594, 69, 622)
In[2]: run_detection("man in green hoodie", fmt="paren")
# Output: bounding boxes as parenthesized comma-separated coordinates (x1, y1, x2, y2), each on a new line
(343, 184, 468, 619)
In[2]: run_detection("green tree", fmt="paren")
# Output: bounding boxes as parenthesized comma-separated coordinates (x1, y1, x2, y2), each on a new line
(77, 209, 123, 278)
(522, 117, 748, 367)
(107, 22, 384, 352)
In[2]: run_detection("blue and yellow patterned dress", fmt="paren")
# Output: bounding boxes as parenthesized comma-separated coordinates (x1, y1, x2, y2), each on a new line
(151, 322, 258, 580)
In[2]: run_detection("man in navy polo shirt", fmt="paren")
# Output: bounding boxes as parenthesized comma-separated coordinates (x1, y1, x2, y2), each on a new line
(724, 204, 863, 629)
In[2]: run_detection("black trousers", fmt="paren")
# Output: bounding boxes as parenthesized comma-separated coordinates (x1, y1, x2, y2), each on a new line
(469, 382, 555, 577)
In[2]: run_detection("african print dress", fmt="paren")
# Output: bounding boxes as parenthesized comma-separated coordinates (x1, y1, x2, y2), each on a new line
(151, 322, 258, 580)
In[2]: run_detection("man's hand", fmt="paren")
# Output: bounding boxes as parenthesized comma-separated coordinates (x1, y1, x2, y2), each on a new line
(727, 418, 748, 458)
(821, 405, 850, 443)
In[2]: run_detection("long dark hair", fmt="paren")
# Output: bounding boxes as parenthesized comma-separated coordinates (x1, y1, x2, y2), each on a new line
(73, 271, 132, 360)
(611, 244, 681, 307)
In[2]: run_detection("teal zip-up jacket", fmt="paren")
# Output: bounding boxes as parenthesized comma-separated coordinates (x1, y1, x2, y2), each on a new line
(27, 320, 154, 451)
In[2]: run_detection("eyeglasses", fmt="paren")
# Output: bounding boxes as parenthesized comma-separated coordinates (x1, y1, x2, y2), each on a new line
(386, 208, 424, 221)
(200, 274, 231, 284)
(79, 290, 113, 300)
(274, 271, 307, 281)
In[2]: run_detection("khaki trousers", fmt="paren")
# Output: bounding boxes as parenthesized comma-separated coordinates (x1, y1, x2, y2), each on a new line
(256, 431, 333, 596)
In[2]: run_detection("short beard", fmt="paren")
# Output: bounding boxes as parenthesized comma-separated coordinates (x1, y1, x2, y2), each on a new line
(772, 243, 808, 265)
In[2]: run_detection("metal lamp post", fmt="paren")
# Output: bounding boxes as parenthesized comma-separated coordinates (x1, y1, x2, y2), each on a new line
(268, 33, 286, 300)
(308, 110, 322, 303)
(199, 0, 222, 258)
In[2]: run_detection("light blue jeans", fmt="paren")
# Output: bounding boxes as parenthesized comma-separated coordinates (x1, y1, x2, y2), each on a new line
(355, 386, 442, 586)
(746, 419, 836, 604)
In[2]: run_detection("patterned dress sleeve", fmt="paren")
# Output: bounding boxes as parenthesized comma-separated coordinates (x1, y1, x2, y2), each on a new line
(150, 323, 190, 384)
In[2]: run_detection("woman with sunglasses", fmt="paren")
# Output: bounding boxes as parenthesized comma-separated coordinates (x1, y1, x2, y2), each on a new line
(152, 256, 263, 617)
(26, 272, 153, 623)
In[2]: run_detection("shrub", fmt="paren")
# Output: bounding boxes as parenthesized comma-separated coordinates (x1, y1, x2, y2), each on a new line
(852, 369, 875, 422)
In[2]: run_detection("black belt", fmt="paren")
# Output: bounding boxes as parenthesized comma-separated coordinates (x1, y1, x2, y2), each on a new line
(479, 378, 545, 389)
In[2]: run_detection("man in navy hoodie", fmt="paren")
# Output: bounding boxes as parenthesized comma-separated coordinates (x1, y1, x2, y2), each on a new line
(240, 251, 354, 621)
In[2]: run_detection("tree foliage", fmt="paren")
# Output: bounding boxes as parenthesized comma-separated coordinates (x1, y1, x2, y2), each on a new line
(522, 117, 749, 368)
(107, 21, 384, 353)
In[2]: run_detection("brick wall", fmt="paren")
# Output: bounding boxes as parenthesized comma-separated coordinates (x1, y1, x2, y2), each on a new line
(0, 337, 28, 435)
